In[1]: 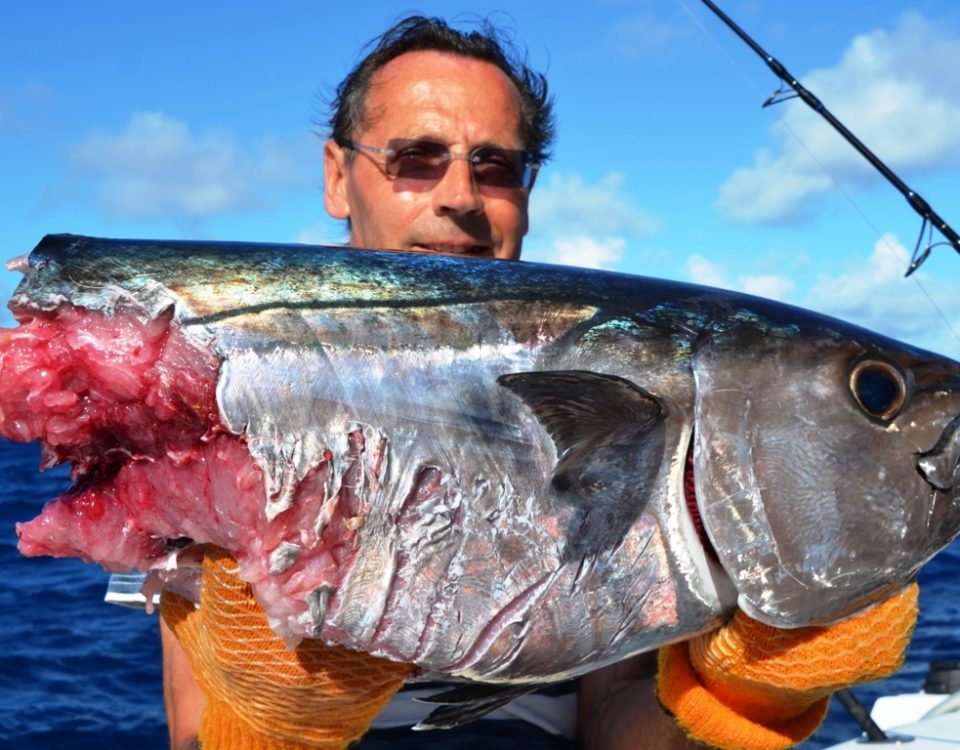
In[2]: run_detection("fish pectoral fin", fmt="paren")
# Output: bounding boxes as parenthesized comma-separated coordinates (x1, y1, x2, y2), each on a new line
(414, 683, 536, 730)
(497, 370, 665, 464)
(499, 371, 668, 556)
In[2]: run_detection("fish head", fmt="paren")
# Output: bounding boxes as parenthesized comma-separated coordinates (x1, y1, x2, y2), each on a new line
(692, 319, 960, 627)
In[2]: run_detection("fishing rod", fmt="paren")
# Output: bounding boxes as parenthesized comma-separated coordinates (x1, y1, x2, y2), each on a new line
(699, 0, 960, 276)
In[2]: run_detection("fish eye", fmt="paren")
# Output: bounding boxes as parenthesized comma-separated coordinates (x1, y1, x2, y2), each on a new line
(849, 359, 907, 421)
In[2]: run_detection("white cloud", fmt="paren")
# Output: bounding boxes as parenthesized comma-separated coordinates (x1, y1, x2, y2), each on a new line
(740, 273, 796, 300)
(686, 253, 728, 288)
(531, 172, 662, 239)
(526, 171, 663, 270)
(717, 12, 960, 224)
(685, 253, 795, 300)
(294, 222, 347, 246)
(67, 112, 317, 221)
(805, 234, 960, 356)
(550, 235, 625, 270)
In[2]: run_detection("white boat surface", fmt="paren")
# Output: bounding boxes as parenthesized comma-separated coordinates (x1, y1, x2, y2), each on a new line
(825, 687, 960, 747)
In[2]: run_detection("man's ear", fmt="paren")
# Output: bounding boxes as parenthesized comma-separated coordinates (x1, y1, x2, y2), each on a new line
(324, 139, 350, 220)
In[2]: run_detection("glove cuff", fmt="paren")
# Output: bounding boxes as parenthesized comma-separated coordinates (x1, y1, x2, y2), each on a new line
(199, 695, 350, 750)
(657, 583, 918, 750)
(658, 640, 829, 750)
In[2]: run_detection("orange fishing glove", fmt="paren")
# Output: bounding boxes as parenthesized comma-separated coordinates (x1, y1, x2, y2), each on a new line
(657, 583, 919, 750)
(160, 546, 414, 750)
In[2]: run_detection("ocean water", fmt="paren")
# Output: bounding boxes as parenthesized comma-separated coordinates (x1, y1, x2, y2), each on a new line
(0, 441, 167, 749)
(2, 437, 959, 749)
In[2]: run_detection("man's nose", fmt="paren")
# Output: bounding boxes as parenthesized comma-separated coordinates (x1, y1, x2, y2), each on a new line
(432, 156, 483, 215)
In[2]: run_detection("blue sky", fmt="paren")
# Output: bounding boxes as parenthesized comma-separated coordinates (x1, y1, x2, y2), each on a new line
(3, 1, 960, 358)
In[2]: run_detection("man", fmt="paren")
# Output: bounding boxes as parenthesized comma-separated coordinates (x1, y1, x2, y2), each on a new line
(159, 15, 700, 750)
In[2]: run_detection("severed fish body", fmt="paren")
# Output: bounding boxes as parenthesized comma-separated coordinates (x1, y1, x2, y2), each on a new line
(3, 234, 960, 686)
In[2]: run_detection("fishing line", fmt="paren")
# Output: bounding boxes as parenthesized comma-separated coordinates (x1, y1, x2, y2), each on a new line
(675, 0, 960, 350)
(674, 0, 914, 265)
(698, 0, 960, 275)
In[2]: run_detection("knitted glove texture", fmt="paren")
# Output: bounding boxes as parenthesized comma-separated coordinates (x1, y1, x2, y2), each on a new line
(657, 584, 919, 750)
(161, 546, 413, 750)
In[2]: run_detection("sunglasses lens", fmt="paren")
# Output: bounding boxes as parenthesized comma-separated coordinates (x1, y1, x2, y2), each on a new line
(471, 148, 526, 188)
(386, 140, 449, 181)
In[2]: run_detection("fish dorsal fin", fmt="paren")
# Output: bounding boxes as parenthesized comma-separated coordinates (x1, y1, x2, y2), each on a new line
(497, 371, 667, 556)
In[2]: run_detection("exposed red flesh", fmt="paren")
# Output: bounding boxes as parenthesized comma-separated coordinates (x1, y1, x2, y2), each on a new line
(0, 305, 218, 471)
(1, 303, 369, 638)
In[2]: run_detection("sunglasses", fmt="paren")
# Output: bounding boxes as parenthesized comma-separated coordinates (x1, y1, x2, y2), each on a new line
(338, 138, 540, 190)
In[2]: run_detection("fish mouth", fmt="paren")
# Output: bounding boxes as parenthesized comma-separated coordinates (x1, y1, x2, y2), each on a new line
(917, 414, 960, 492)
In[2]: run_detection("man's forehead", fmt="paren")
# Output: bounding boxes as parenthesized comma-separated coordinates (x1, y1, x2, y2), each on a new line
(360, 50, 524, 142)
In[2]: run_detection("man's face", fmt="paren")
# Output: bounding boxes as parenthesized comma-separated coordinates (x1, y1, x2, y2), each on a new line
(324, 50, 531, 260)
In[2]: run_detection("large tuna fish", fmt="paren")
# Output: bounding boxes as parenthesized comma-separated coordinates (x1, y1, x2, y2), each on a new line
(3, 233, 960, 685)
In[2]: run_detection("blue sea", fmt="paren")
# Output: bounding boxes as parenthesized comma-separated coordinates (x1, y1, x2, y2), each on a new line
(2, 437, 959, 749)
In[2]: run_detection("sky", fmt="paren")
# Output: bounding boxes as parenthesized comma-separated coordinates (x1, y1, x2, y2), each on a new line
(3, 0, 960, 359)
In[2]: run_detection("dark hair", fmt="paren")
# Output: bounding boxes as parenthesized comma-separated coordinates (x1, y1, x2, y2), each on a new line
(327, 15, 555, 162)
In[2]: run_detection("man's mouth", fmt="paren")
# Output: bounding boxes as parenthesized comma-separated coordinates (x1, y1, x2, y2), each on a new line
(410, 243, 492, 256)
